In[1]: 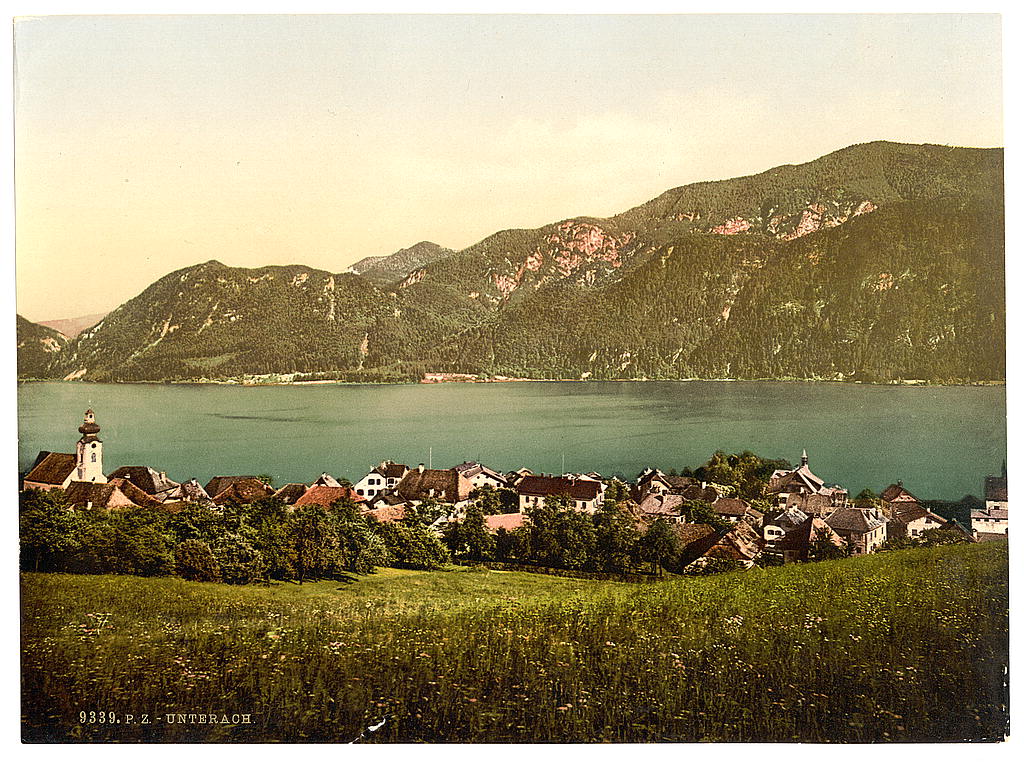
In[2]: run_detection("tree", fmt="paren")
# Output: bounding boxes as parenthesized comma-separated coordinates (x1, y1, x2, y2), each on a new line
(495, 527, 530, 562)
(637, 518, 681, 575)
(175, 539, 221, 582)
(604, 479, 631, 503)
(854, 488, 881, 508)
(379, 522, 450, 570)
(920, 528, 973, 547)
(286, 504, 339, 583)
(445, 503, 495, 561)
(593, 502, 640, 573)
(525, 497, 564, 567)
(552, 510, 597, 570)
(807, 529, 849, 561)
(19, 489, 78, 572)
(681, 499, 732, 532)
(335, 510, 389, 574)
(214, 531, 267, 584)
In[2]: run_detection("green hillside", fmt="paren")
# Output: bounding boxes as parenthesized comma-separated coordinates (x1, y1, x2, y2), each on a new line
(21, 541, 1008, 742)
(28, 141, 1005, 383)
(16, 315, 68, 379)
(349, 241, 456, 286)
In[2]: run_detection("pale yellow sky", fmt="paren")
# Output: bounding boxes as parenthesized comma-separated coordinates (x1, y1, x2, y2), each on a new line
(14, 14, 1003, 321)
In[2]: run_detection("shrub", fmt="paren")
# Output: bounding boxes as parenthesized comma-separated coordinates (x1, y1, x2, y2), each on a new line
(214, 532, 267, 584)
(175, 540, 221, 582)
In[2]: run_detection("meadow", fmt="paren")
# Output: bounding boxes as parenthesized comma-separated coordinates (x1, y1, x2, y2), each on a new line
(21, 541, 1008, 743)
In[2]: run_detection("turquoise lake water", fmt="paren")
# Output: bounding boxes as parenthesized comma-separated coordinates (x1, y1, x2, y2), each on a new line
(16, 381, 1005, 501)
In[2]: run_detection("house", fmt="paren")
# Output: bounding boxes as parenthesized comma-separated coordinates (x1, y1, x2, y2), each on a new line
(888, 504, 948, 540)
(711, 497, 753, 525)
(784, 492, 843, 518)
(22, 409, 106, 490)
(767, 450, 847, 507)
(680, 521, 765, 570)
(22, 452, 78, 491)
(879, 482, 924, 520)
(205, 475, 259, 497)
(972, 467, 1008, 537)
(293, 485, 365, 508)
(107, 465, 180, 502)
(210, 478, 275, 505)
(776, 516, 845, 563)
(273, 483, 309, 505)
(164, 478, 213, 505)
(637, 493, 686, 522)
(763, 508, 809, 546)
(64, 481, 138, 510)
(516, 475, 604, 513)
(505, 468, 533, 487)
(453, 461, 510, 490)
(940, 519, 978, 543)
(634, 468, 698, 500)
(824, 506, 887, 555)
(392, 466, 474, 507)
(971, 505, 1008, 537)
(312, 473, 343, 488)
(106, 477, 164, 508)
(354, 461, 409, 500)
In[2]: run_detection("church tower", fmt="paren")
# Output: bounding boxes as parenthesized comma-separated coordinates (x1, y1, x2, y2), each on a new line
(75, 409, 105, 483)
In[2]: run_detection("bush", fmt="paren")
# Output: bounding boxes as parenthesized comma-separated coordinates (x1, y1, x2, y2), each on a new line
(214, 532, 267, 584)
(175, 540, 221, 582)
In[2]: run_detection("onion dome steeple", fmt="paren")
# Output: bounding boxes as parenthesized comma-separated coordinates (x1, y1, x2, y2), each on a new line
(78, 409, 101, 441)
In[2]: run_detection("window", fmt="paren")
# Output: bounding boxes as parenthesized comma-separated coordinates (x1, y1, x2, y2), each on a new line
(91, 454, 96, 463)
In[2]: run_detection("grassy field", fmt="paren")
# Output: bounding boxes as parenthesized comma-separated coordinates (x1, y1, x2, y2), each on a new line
(21, 542, 1008, 743)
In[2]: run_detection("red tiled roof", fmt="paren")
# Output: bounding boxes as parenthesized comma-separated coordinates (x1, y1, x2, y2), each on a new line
(364, 504, 407, 523)
(484, 512, 526, 532)
(881, 483, 919, 503)
(293, 485, 364, 508)
(211, 478, 274, 504)
(65, 481, 136, 509)
(108, 465, 179, 497)
(107, 477, 162, 507)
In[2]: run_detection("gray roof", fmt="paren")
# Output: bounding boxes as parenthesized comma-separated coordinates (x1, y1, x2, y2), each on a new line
(825, 506, 885, 533)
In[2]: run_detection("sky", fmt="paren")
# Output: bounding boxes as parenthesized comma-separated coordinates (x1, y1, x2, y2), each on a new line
(13, 13, 1004, 322)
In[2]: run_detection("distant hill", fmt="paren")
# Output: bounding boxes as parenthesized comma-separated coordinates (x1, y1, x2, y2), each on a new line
(16, 315, 69, 379)
(29, 141, 1005, 384)
(53, 260, 447, 382)
(37, 312, 108, 339)
(349, 241, 455, 287)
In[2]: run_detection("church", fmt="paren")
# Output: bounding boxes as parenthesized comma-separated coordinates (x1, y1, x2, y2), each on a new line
(22, 409, 108, 491)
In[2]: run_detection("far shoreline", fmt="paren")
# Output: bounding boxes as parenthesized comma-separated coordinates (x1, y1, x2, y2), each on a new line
(15, 376, 1008, 388)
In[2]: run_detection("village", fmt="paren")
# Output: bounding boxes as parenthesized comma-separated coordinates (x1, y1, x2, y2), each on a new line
(22, 410, 1009, 573)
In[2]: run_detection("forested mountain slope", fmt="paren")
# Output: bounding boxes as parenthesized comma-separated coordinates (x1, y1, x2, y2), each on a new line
(30, 142, 1004, 383)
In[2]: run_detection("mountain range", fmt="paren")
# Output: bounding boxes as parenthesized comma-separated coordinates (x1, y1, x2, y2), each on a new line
(17, 141, 1005, 384)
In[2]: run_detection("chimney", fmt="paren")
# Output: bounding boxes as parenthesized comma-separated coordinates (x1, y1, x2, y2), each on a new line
(418, 464, 425, 474)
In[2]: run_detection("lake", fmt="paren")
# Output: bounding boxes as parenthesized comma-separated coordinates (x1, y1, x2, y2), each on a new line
(17, 381, 1006, 501)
